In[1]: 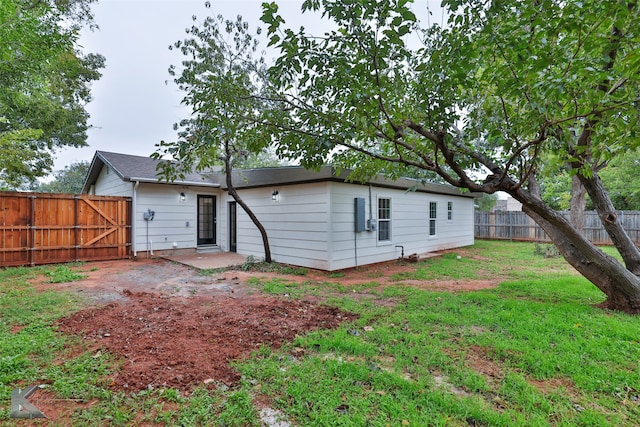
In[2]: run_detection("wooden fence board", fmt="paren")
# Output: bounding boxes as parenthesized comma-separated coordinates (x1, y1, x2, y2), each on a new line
(475, 210, 640, 245)
(0, 192, 131, 267)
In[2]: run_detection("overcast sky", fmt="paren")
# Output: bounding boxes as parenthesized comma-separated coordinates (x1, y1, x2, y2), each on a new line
(54, 0, 445, 172)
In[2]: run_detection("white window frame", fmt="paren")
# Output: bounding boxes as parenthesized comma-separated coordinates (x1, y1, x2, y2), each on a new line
(447, 201, 453, 222)
(429, 201, 437, 237)
(377, 197, 392, 243)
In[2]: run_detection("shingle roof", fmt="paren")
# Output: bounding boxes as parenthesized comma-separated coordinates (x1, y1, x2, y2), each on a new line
(81, 151, 218, 193)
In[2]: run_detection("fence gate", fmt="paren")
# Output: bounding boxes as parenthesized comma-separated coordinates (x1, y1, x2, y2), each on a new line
(0, 192, 131, 267)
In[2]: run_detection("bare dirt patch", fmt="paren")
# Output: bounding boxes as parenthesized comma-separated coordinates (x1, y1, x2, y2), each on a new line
(57, 288, 356, 392)
(42, 253, 497, 395)
(36, 258, 249, 302)
(465, 345, 504, 382)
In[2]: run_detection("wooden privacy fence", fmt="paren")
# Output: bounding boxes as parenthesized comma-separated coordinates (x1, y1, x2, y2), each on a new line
(0, 192, 131, 267)
(475, 210, 640, 245)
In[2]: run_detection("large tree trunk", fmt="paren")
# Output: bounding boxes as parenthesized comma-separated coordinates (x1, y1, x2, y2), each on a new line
(569, 175, 586, 234)
(578, 172, 640, 276)
(223, 151, 272, 263)
(513, 185, 640, 313)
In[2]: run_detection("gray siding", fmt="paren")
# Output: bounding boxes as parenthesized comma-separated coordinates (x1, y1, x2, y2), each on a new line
(90, 161, 474, 269)
(134, 183, 221, 254)
(93, 165, 132, 196)
(232, 181, 474, 271)
(327, 182, 474, 270)
(232, 183, 331, 269)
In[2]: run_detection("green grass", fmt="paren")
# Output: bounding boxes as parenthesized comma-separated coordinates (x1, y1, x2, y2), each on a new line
(0, 264, 110, 419)
(390, 240, 581, 282)
(240, 241, 640, 426)
(46, 265, 88, 283)
(0, 263, 258, 426)
(200, 258, 309, 277)
(2, 242, 640, 426)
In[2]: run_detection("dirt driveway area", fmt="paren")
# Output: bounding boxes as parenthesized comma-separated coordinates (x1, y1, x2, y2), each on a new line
(43, 254, 498, 393)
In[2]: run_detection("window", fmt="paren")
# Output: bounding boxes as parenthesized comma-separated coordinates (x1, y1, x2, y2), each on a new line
(429, 201, 437, 236)
(378, 198, 391, 241)
(447, 201, 453, 221)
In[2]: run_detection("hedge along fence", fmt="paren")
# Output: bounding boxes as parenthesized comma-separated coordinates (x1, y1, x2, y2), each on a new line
(475, 210, 640, 245)
(0, 192, 132, 267)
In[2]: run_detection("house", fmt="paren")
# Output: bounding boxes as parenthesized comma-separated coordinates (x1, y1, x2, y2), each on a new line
(82, 151, 476, 271)
(492, 196, 523, 212)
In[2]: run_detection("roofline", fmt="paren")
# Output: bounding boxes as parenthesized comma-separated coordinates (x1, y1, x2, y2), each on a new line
(82, 151, 221, 193)
(82, 152, 476, 198)
(229, 177, 476, 198)
(81, 152, 106, 193)
(223, 165, 476, 198)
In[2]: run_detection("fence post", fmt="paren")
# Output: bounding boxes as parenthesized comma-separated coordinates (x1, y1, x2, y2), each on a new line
(509, 211, 513, 242)
(29, 196, 36, 266)
(529, 213, 536, 240)
(74, 195, 80, 262)
(489, 211, 495, 239)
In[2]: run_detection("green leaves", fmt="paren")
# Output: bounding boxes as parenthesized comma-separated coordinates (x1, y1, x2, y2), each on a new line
(261, 1, 285, 44)
(252, 0, 640, 245)
(157, 13, 277, 178)
(0, 123, 48, 189)
(0, 0, 103, 188)
(35, 161, 90, 194)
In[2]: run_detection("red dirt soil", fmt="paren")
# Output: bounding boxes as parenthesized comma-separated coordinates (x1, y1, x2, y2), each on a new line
(46, 252, 496, 394)
(56, 289, 356, 392)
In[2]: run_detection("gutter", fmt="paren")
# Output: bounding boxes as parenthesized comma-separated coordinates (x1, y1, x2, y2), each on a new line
(127, 177, 221, 187)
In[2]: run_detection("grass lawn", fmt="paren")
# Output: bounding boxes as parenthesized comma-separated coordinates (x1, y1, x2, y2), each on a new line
(1, 240, 640, 426)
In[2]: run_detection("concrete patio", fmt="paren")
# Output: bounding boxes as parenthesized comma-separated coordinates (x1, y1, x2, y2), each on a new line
(162, 252, 248, 270)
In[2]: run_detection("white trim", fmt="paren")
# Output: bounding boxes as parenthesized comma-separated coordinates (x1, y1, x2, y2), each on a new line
(377, 196, 392, 245)
(428, 200, 438, 238)
(132, 180, 139, 257)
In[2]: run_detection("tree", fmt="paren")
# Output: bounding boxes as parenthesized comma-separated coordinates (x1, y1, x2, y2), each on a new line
(598, 149, 640, 210)
(36, 161, 90, 194)
(538, 152, 589, 232)
(541, 149, 640, 211)
(475, 193, 498, 212)
(235, 146, 287, 169)
(0, 0, 104, 188)
(154, 12, 273, 262)
(257, 0, 640, 312)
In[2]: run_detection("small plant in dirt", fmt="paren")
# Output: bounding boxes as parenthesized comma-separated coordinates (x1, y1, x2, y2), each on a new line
(534, 243, 562, 258)
(241, 255, 259, 271)
(46, 265, 87, 283)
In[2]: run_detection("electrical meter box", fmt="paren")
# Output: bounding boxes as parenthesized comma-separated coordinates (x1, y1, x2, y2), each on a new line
(354, 198, 366, 232)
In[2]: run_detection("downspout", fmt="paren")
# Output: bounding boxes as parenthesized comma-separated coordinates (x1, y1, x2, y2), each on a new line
(368, 184, 373, 229)
(132, 180, 139, 257)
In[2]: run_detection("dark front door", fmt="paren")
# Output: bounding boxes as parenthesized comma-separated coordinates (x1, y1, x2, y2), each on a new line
(228, 201, 237, 253)
(197, 195, 216, 245)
